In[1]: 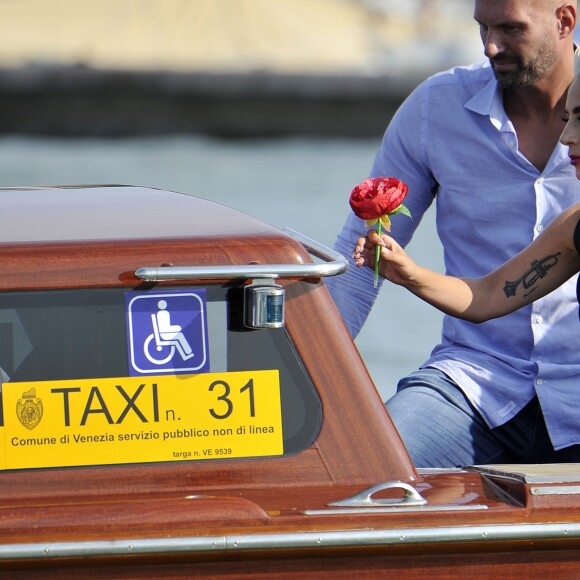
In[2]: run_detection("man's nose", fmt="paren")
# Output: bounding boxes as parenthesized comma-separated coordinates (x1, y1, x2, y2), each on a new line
(483, 30, 502, 59)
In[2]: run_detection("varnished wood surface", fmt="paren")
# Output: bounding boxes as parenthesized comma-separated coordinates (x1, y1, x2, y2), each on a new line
(0, 186, 416, 497)
(1, 186, 580, 576)
(0, 186, 275, 243)
(3, 547, 580, 579)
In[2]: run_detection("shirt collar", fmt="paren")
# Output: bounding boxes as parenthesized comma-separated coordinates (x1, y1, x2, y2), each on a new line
(466, 45, 580, 126)
(464, 71, 507, 132)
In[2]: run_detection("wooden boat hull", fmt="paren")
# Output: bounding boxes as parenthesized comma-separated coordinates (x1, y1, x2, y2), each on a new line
(0, 186, 578, 578)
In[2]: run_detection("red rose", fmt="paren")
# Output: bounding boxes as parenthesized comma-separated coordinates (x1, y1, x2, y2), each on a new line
(349, 177, 409, 221)
(349, 176, 411, 287)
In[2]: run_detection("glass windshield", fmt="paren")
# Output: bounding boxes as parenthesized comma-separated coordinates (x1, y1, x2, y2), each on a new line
(0, 285, 322, 469)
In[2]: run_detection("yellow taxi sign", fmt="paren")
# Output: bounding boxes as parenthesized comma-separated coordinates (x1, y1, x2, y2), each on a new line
(1, 370, 283, 470)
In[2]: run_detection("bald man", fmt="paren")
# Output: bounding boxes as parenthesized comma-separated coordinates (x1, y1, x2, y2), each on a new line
(327, 1, 580, 466)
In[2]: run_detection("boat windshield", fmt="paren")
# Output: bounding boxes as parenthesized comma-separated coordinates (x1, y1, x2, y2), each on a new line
(0, 285, 322, 470)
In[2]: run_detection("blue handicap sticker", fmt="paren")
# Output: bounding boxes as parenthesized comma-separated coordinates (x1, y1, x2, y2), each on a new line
(125, 290, 210, 375)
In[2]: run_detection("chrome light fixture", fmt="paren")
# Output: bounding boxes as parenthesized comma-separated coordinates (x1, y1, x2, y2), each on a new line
(244, 280, 285, 329)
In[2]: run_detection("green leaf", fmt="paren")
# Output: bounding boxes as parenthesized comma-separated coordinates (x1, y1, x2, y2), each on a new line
(389, 204, 412, 218)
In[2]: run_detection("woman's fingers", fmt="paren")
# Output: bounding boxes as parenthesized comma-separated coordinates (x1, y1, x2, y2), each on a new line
(353, 230, 400, 268)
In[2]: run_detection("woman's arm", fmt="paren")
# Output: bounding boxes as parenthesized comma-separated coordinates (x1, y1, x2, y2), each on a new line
(354, 203, 580, 323)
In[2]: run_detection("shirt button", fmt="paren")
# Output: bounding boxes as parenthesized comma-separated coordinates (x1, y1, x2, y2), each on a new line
(535, 315, 543, 324)
(537, 379, 544, 385)
(536, 177, 544, 184)
(536, 224, 544, 232)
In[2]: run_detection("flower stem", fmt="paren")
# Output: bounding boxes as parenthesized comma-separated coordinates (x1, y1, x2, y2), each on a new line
(374, 222, 382, 289)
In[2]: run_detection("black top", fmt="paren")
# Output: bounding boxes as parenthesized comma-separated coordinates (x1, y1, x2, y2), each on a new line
(574, 217, 580, 312)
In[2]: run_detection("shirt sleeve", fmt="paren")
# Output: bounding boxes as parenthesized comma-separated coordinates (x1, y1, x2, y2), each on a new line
(326, 82, 439, 338)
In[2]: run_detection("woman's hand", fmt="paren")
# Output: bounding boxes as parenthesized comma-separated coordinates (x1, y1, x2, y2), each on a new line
(353, 229, 420, 287)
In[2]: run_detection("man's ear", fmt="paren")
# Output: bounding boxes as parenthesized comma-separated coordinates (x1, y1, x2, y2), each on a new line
(558, 4, 576, 39)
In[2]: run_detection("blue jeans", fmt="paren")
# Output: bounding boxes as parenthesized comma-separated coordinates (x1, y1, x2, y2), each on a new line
(386, 367, 580, 468)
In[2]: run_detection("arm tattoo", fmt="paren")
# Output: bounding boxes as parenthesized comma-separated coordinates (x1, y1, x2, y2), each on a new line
(503, 252, 561, 298)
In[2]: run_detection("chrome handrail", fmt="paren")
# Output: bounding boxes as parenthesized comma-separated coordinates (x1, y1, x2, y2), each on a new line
(135, 228, 348, 282)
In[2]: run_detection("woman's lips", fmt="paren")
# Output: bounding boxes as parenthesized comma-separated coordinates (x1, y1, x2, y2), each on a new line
(569, 155, 580, 166)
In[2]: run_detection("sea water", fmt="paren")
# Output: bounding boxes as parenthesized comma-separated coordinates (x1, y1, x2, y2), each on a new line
(0, 135, 444, 400)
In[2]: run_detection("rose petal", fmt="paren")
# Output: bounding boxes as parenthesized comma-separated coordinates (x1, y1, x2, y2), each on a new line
(349, 177, 409, 220)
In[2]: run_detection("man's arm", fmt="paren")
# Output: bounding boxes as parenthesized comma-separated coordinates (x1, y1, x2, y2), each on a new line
(326, 83, 439, 337)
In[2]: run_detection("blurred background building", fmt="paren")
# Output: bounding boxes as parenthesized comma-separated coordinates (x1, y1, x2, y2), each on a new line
(0, 0, 482, 137)
(0, 0, 481, 398)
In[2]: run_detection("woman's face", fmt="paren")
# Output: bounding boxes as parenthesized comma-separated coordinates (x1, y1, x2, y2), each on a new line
(561, 78, 580, 180)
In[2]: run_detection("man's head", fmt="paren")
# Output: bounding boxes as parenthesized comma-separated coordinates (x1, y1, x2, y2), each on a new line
(474, 0, 577, 88)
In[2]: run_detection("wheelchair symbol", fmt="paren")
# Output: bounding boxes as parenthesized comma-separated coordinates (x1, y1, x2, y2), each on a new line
(143, 300, 194, 365)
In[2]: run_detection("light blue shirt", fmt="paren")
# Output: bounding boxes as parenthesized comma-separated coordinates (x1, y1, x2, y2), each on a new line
(326, 60, 580, 450)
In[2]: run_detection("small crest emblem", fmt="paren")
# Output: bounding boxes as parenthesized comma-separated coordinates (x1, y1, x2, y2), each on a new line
(16, 388, 43, 430)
